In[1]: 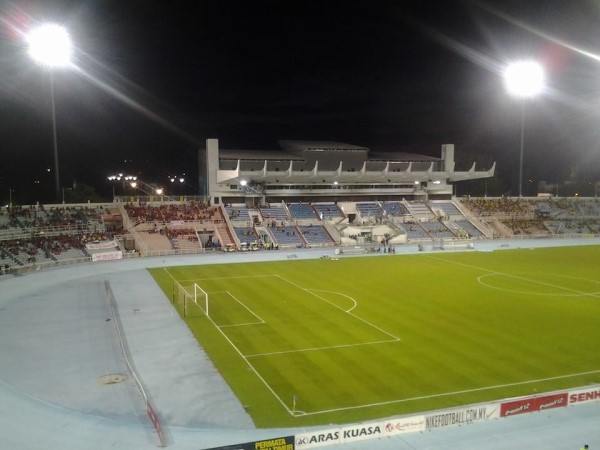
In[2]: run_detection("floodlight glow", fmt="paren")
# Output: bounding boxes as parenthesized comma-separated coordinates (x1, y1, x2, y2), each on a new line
(240, 180, 248, 186)
(179, 178, 184, 183)
(130, 182, 137, 188)
(27, 24, 73, 68)
(504, 61, 545, 97)
(156, 188, 163, 195)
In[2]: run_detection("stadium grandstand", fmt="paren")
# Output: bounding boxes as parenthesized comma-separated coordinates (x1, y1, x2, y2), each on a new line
(2, 139, 600, 269)
(201, 139, 495, 204)
(1, 140, 600, 450)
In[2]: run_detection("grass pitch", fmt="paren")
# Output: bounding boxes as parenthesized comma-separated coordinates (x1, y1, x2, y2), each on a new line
(149, 245, 600, 427)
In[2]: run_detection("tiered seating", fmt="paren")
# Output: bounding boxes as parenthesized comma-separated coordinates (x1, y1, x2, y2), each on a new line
(297, 225, 335, 245)
(270, 226, 304, 246)
(234, 227, 257, 244)
(454, 220, 484, 237)
(432, 202, 463, 217)
(164, 228, 201, 251)
(288, 203, 318, 220)
(381, 201, 409, 217)
(124, 201, 218, 222)
(407, 201, 432, 216)
(461, 198, 531, 215)
(53, 247, 87, 261)
(420, 221, 455, 238)
(225, 205, 252, 222)
(313, 203, 343, 220)
(259, 205, 288, 222)
(403, 222, 429, 239)
(356, 202, 383, 219)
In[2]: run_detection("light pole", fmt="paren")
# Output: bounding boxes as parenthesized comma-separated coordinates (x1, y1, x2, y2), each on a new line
(26, 24, 73, 202)
(504, 61, 545, 197)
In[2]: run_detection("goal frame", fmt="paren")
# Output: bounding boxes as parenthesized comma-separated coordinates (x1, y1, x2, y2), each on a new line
(172, 281, 209, 317)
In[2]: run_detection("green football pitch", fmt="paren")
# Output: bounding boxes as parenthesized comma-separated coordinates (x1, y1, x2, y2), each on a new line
(149, 245, 600, 428)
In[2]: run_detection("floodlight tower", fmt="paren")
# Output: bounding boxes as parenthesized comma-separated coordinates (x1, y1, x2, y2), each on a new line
(26, 24, 73, 202)
(504, 60, 545, 197)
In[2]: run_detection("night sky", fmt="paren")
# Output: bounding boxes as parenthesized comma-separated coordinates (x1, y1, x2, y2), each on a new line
(2, 0, 600, 204)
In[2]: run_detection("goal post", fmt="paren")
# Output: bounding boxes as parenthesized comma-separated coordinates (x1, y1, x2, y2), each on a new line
(194, 283, 209, 316)
(172, 280, 208, 318)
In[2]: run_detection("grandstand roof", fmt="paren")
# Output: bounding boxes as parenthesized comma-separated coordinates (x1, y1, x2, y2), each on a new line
(219, 149, 301, 161)
(218, 140, 441, 163)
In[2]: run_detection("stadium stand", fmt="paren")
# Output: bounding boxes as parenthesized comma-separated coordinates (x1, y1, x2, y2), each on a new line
(356, 202, 383, 220)
(453, 219, 484, 238)
(269, 225, 305, 247)
(313, 203, 344, 220)
(259, 204, 289, 222)
(419, 220, 456, 238)
(430, 201, 464, 218)
(225, 205, 253, 222)
(288, 203, 319, 220)
(381, 201, 409, 217)
(406, 201, 433, 218)
(234, 227, 258, 244)
(2, 196, 600, 270)
(402, 221, 430, 240)
(297, 225, 335, 245)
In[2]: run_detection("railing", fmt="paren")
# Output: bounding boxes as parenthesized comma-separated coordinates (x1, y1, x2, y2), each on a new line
(0, 223, 106, 242)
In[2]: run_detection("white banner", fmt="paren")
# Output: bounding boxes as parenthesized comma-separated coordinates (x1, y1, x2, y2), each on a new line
(569, 386, 600, 405)
(424, 404, 499, 430)
(295, 422, 387, 448)
(339, 423, 384, 444)
(295, 428, 341, 449)
(383, 415, 426, 436)
(86, 239, 119, 250)
(92, 251, 123, 262)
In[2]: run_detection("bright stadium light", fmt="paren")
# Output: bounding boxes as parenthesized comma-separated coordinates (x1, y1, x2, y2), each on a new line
(27, 24, 73, 68)
(107, 173, 138, 199)
(27, 24, 73, 202)
(504, 61, 544, 97)
(504, 60, 545, 197)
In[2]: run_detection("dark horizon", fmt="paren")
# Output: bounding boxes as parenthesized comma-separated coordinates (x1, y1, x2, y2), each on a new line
(2, 0, 600, 204)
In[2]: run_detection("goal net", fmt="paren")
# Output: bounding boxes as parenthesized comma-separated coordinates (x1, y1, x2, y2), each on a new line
(172, 281, 208, 318)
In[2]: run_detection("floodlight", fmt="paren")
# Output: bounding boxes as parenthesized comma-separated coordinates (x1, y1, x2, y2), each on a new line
(27, 24, 73, 202)
(240, 180, 248, 186)
(504, 60, 545, 197)
(27, 24, 73, 68)
(504, 61, 544, 98)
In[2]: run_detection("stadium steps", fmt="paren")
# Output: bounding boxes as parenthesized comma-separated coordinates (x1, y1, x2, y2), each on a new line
(214, 222, 236, 249)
